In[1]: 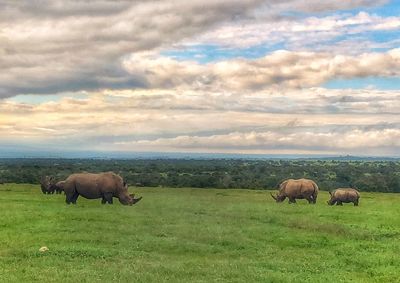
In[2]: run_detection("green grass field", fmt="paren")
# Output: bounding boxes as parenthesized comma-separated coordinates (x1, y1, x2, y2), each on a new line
(0, 184, 399, 282)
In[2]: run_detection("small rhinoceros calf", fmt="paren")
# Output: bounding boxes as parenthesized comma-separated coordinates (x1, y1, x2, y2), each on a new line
(327, 188, 360, 206)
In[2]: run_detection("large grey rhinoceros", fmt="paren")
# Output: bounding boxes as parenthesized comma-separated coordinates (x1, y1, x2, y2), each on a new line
(62, 172, 142, 205)
(327, 188, 360, 206)
(270, 178, 319, 204)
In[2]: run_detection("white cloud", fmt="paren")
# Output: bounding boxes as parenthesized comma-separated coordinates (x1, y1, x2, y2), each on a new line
(187, 12, 400, 51)
(0, 0, 267, 97)
(0, 1, 391, 97)
(122, 49, 400, 90)
(1, 88, 399, 155)
(1, 1, 398, 156)
(115, 129, 400, 154)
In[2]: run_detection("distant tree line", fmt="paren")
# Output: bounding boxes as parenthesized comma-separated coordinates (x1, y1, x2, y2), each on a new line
(0, 158, 399, 192)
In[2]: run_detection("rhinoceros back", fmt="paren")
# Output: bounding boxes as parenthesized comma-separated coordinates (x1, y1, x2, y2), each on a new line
(282, 179, 318, 198)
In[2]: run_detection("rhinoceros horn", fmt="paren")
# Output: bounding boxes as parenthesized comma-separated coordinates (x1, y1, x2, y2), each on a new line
(132, 196, 142, 204)
(270, 193, 277, 200)
(129, 193, 142, 205)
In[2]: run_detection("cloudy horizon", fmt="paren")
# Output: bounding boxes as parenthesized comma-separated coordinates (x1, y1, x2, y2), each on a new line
(1, 0, 400, 157)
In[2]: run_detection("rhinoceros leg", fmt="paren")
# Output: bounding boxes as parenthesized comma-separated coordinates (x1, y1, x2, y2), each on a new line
(288, 198, 296, 204)
(354, 200, 359, 206)
(70, 192, 79, 204)
(336, 201, 343, 206)
(312, 195, 317, 204)
(103, 192, 113, 204)
(65, 191, 74, 204)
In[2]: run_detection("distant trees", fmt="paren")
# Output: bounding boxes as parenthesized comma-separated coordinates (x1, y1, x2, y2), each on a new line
(0, 158, 399, 192)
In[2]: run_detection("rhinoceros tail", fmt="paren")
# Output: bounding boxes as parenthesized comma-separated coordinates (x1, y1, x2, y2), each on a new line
(311, 182, 319, 203)
(312, 182, 319, 194)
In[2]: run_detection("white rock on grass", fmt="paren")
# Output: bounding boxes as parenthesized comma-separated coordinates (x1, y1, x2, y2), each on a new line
(39, 246, 49, 252)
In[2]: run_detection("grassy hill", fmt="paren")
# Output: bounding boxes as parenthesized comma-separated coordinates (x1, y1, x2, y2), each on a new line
(0, 184, 399, 282)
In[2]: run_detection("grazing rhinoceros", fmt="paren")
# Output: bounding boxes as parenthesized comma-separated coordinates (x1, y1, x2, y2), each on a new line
(327, 188, 360, 206)
(40, 176, 65, 194)
(271, 178, 319, 204)
(40, 176, 55, 194)
(62, 172, 142, 205)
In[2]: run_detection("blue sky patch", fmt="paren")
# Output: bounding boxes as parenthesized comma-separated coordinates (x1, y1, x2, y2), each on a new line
(162, 43, 285, 63)
(8, 92, 89, 104)
(363, 0, 400, 17)
(324, 77, 400, 90)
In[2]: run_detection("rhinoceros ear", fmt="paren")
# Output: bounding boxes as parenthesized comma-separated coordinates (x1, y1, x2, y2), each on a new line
(328, 191, 332, 196)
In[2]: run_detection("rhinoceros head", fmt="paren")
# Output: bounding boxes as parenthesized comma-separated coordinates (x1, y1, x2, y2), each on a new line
(40, 176, 55, 194)
(327, 191, 335, 205)
(118, 183, 143, 205)
(270, 192, 286, 203)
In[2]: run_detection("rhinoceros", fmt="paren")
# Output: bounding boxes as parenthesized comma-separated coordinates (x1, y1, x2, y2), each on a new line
(40, 176, 65, 194)
(327, 188, 360, 206)
(271, 178, 319, 204)
(40, 176, 55, 194)
(62, 172, 142, 205)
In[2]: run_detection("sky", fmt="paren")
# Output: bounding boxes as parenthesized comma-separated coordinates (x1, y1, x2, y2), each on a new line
(1, 0, 400, 157)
